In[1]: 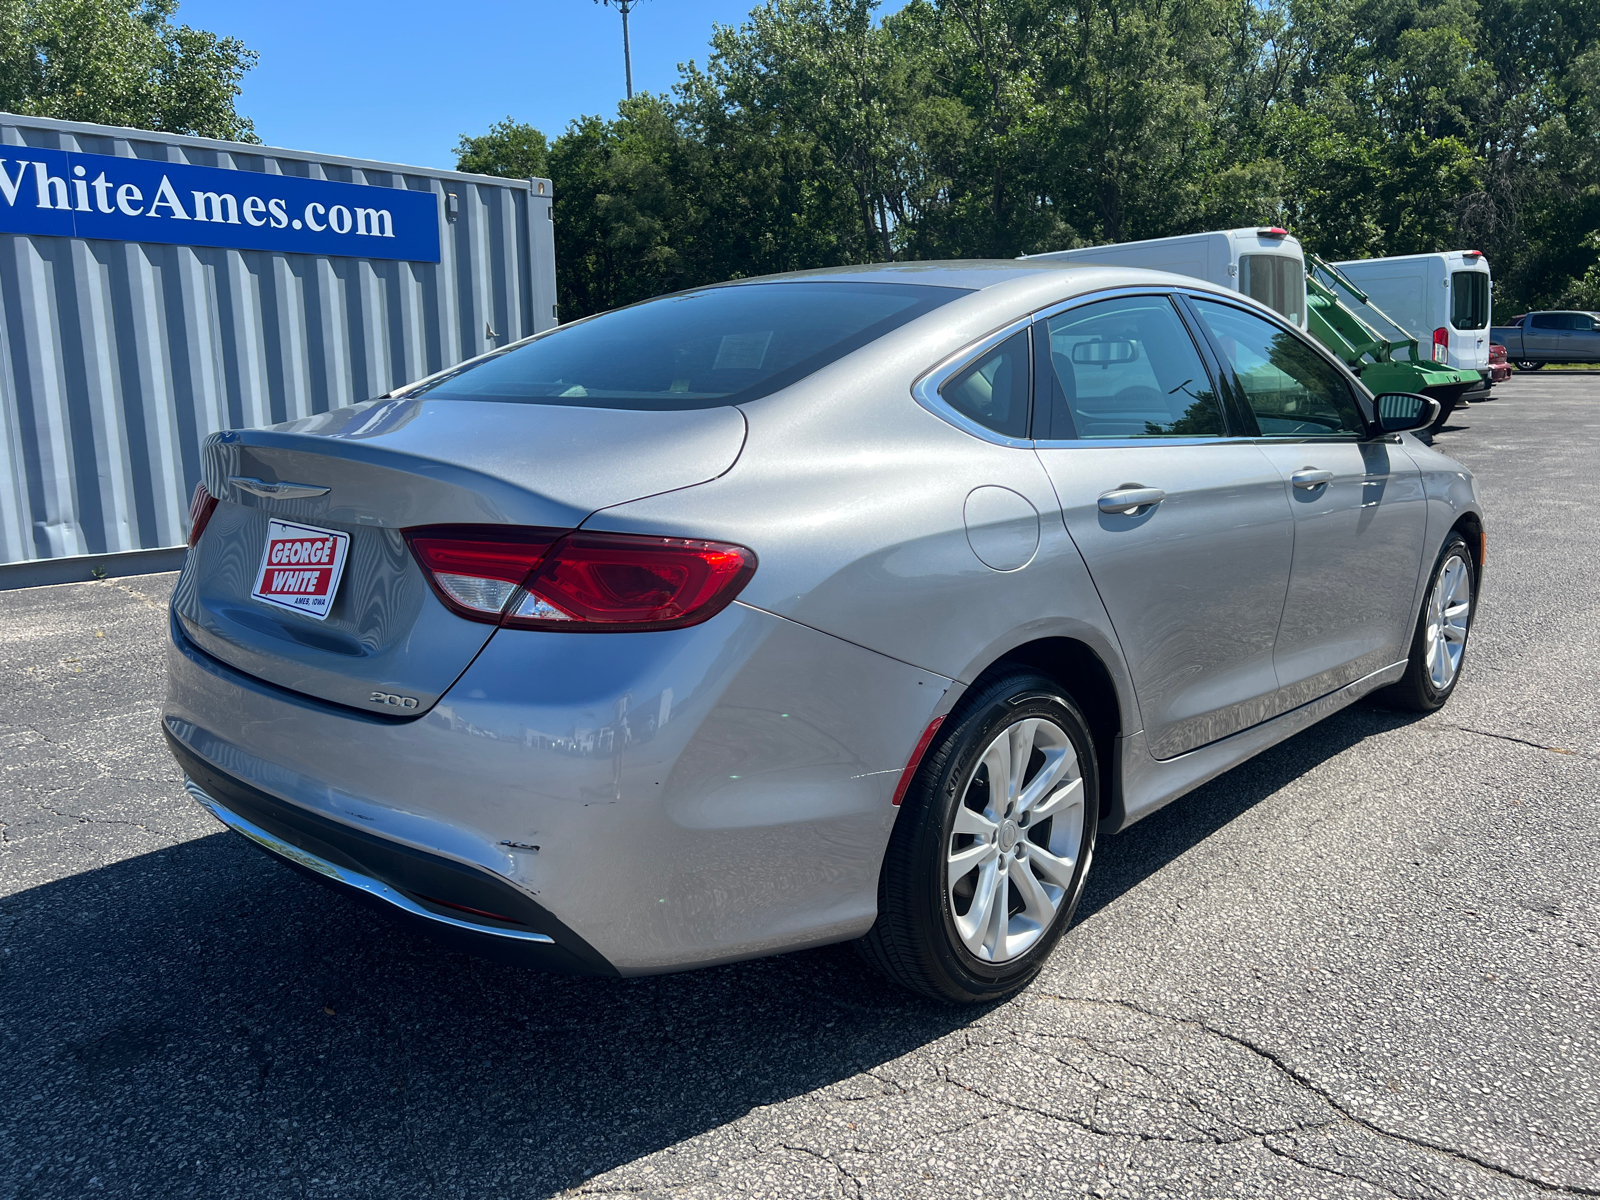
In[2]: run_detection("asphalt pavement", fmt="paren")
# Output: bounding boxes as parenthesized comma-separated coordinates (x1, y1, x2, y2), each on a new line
(1, 374, 1596, 1200)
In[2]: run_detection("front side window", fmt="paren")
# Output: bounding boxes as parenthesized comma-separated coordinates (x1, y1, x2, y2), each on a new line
(940, 330, 1031, 438)
(1191, 297, 1365, 438)
(413, 281, 967, 411)
(1451, 271, 1490, 329)
(1562, 312, 1596, 331)
(1239, 254, 1306, 327)
(1041, 295, 1225, 439)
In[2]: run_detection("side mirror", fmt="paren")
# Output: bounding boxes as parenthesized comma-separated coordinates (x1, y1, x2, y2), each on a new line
(1373, 392, 1441, 434)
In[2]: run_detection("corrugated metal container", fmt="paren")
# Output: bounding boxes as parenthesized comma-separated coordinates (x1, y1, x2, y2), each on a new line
(0, 112, 557, 566)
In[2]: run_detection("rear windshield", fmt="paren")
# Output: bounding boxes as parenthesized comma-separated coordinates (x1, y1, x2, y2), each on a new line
(1451, 271, 1490, 329)
(1239, 254, 1306, 327)
(411, 281, 968, 411)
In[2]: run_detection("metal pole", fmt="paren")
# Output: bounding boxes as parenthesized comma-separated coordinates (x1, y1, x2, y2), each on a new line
(622, 0, 634, 100)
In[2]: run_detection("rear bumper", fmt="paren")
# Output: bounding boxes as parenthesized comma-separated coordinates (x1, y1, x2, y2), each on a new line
(176, 765, 616, 972)
(164, 601, 952, 975)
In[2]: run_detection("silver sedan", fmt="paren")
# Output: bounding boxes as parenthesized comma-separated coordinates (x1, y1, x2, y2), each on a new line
(165, 261, 1482, 1002)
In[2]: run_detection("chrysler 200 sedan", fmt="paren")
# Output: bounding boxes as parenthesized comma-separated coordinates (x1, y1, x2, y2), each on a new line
(165, 261, 1482, 1003)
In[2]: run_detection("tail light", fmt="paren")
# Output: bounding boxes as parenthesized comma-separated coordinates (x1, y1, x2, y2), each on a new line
(405, 526, 560, 620)
(1258, 227, 1289, 237)
(404, 525, 756, 632)
(1433, 327, 1450, 362)
(188, 482, 219, 547)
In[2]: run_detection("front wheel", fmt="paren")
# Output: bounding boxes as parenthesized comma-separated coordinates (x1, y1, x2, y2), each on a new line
(857, 672, 1099, 1004)
(1375, 533, 1476, 712)
(1513, 360, 1544, 371)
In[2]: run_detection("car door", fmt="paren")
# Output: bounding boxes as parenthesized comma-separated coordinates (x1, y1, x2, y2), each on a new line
(1566, 312, 1600, 361)
(1185, 295, 1429, 710)
(1524, 313, 1564, 358)
(1030, 291, 1295, 760)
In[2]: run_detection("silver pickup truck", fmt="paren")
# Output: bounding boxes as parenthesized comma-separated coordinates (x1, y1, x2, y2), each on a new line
(1492, 311, 1600, 369)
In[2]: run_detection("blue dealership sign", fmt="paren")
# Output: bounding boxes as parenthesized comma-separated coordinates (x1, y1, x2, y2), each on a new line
(0, 147, 440, 262)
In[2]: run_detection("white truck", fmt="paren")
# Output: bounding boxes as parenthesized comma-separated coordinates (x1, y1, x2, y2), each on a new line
(1330, 251, 1493, 397)
(1026, 227, 1309, 329)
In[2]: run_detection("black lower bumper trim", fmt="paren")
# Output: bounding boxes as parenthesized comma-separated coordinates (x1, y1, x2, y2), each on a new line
(166, 728, 618, 976)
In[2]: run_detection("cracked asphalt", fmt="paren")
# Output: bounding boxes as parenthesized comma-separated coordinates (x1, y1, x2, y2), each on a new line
(2, 374, 1597, 1200)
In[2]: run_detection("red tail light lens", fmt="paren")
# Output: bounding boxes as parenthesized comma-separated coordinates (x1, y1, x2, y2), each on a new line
(506, 533, 756, 631)
(188, 482, 219, 547)
(404, 525, 561, 622)
(1433, 326, 1450, 362)
(404, 525, 757, 631)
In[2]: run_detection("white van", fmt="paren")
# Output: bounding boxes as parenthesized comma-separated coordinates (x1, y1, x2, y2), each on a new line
(1026, 228, 1308, 330)
(1330, 252, 1492, 379)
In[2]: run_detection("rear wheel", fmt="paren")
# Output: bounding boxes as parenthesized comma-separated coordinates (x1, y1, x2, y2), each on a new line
(1375, 533, 1476, 712)
(1513, 360, 1544, 371)
(858, 672, 1099, 1004)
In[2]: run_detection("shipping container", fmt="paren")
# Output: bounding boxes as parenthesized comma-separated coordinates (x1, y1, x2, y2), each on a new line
(0, 111, 556, 569)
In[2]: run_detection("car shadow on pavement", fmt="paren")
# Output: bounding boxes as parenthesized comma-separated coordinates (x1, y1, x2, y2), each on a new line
(0, 701, 1426, 1199)
(1077, 699, 1429, 921)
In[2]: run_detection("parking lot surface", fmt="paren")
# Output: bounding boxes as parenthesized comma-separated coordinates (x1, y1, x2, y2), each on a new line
(2, 374, 1597, 1200)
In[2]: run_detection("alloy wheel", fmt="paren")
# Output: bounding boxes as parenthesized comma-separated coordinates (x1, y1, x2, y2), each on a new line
(1426, 553, 1472, 691)
(946, 717, 1085, 964)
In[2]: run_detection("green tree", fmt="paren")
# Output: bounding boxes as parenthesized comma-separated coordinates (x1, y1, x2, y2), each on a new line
(0, 0, 257, 141)
(454, 117, 549, 179)
(458, 0, 1600, 319)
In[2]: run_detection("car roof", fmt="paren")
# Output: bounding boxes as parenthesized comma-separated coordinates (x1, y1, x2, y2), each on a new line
(714, 258, 1251, 313)
(741, 258, 1160, 291)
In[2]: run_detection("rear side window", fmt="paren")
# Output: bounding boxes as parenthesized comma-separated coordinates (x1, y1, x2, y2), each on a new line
(413, 281, 968, 411)
(1041, 296, 1225, 438)
(1239, 254, 1306, 327)
(1451, 272, 1490, 329)
(1531, 313, 1559, 328)
(940, 331, 1031, 438)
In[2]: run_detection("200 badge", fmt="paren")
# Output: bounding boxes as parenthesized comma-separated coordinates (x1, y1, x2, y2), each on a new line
(369, 691, 419, 709)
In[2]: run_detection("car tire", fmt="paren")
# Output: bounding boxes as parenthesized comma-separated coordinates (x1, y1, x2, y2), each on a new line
(1375, 533, 1477, 712)
(857, 672, 1099, 1004)
(1513, 360, 1544, 371)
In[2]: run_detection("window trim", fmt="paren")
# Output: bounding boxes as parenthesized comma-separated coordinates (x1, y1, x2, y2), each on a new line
(1029, 287, 1236, 447)
(1179, 290, 1378, 441)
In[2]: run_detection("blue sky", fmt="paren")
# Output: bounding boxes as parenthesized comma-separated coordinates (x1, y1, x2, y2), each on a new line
(179, 0, 783, 170)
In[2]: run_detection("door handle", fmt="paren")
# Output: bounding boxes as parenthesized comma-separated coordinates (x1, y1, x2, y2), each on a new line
(1291, 468, 1334, 489)
(1098, 486, 1165, 514)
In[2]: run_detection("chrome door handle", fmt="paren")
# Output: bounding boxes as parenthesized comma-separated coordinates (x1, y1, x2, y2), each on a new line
(1291, 469, 1334, 489)
(1098, 486, 1165, 514)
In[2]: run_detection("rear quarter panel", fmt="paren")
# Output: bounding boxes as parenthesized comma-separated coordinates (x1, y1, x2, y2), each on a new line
(581, 305, 1142, 740)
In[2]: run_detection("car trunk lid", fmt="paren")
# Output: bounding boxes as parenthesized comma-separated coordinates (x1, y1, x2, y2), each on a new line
(172, 398, 746, 714)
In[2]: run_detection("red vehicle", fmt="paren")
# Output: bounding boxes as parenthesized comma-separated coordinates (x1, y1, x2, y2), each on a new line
(1488, 342, 1512, 384)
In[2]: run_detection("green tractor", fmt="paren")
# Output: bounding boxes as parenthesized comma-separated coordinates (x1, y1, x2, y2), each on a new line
(1306, 255, 1480, 432)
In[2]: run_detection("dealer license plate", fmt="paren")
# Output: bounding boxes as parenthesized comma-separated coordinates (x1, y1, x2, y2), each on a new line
(250, 518, 350, 620)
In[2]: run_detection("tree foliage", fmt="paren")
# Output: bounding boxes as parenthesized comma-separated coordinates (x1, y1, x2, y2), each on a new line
(467, 0, 1598, 320)
(454, 117, 549, 179)
(0, 0, 257, 141)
